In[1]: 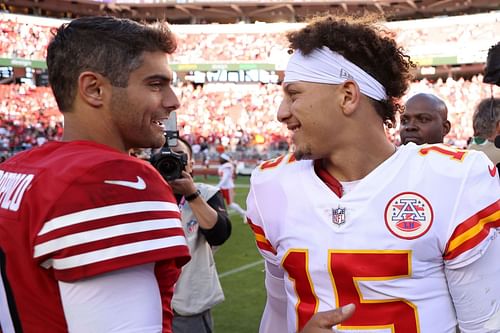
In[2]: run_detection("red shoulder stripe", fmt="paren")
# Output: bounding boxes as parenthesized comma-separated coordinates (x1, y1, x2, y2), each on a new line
(444, 200, 500, 260)
(247, 218, 277, 255)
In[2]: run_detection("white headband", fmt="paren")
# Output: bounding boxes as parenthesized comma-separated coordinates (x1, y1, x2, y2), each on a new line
(284, 47, 387, 101)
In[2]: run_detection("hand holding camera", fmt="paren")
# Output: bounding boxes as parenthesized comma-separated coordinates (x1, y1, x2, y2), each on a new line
(167, 170, 198, 197)
(150, 112, 189, 181)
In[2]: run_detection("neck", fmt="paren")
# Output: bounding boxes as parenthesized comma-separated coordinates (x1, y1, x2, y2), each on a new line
(323, 134, 396, 182)
(62, 112, 127, 153)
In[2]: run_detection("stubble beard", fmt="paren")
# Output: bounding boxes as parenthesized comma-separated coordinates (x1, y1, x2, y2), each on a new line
(293, 143, 313, 161)
(110, 88, 169, 150)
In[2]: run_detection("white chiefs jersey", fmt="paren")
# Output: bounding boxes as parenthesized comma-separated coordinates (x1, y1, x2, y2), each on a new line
(246, 143, 500, 333)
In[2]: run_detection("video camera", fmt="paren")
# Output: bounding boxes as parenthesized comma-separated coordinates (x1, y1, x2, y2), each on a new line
(150, 111, 188, 181)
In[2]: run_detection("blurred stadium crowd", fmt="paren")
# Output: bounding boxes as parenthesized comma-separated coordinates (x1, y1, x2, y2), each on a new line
(0, 12, 499, 162)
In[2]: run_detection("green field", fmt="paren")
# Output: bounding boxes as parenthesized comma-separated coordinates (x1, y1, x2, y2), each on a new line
(193, 175, 265, 333)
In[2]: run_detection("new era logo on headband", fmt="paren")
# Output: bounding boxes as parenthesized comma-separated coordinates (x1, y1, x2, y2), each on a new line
(340, 68, 353, 79)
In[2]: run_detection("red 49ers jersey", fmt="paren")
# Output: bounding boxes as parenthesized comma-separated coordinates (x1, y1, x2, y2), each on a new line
(247, 144, 500, 333)
(0, 141, 190, 332)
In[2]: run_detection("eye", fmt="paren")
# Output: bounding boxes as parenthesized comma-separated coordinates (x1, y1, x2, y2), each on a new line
(149, 81, 164, 91)
(288, 91, 299, 101)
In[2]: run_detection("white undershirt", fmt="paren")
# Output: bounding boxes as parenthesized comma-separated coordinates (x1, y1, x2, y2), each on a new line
(59, 263, 162, 333)
(339, 180, 361, 195)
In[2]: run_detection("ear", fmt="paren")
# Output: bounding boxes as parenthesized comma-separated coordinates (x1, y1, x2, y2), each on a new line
(443, 120, 451, 136)
(77, 71, 106, 108)
(339, 80, 361, 116)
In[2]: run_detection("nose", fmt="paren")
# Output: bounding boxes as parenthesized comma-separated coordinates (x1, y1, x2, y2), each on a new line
(277, 98, 291, 123)
(163, 86, 180, 112)
(402, 119, 418, 132)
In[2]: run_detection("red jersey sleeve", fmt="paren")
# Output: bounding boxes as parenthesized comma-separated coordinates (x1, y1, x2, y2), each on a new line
(32, 158, 190, 282)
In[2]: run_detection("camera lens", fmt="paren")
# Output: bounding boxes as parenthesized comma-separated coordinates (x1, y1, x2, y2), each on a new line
(150, 146, 188, 181)
(156, 157, 183, 181)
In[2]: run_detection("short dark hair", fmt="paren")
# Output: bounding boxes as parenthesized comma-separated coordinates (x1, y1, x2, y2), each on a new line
(473, 97, 500, 138)
(47, 16, 177, 112)
(286, 15, 414, 127)
(177, 136, 193, 158)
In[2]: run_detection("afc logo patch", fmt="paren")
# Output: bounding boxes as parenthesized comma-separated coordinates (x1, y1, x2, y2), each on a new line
(384, 192, 433, 240)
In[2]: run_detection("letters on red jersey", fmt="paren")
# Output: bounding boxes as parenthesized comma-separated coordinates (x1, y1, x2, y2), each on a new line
(0, 141, 190, 333)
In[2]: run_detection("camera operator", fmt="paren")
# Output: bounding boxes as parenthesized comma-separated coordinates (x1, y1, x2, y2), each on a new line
(467, 42, 500, 172)
(158, 136, 232, 333)
(467, 98, 500, 166)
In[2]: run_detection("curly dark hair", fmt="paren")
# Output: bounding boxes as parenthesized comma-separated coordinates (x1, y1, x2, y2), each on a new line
(287, 15, 414, 127)
(47, 16, 177, 113)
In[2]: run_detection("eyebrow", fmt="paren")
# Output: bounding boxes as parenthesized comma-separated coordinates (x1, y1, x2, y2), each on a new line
(403, 111, 434, 117)
(144, 74, 172, 83)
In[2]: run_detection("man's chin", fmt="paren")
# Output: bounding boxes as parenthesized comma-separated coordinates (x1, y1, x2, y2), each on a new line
(293, 149, 314, 161)
(150, 137, 166, 149)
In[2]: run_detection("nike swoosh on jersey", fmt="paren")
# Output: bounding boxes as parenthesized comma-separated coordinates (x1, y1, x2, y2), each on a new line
(104, 176, 147, 190)
(489, 165, 497, 177)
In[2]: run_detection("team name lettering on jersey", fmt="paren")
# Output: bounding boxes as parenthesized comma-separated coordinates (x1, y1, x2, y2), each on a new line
(0, 171, 34, 212)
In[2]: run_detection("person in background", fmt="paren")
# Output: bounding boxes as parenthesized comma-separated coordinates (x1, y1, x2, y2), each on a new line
(0, 16, 190, 333)
(246, 15, 499, 333)
(198, 136, 210, 180)
(217, 153, 247, 220)
(166, 137, 231, 333)
(467, 97, 500, 165)
(399, 92, 451, 145)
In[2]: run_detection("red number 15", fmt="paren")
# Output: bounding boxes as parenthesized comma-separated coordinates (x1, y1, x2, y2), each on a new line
(282, 250, 419, 332)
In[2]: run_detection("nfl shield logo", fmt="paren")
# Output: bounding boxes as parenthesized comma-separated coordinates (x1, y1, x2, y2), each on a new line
(332, 208, 346, 225)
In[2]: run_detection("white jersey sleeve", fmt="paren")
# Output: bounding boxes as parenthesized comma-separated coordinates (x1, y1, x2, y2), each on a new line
(246, 154, 298, 332)
(442, 151, 500, 332)
(259, 261, 288, 333)
(445, 231, 500, 332)
(443, 151, 499, 268)
(246, 155, 294, 266)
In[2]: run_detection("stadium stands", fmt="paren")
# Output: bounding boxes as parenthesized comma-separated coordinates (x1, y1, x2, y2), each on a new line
(0, 12, 499, 160)
(1, 76, 498, 159)
(1, 12, 499, 64)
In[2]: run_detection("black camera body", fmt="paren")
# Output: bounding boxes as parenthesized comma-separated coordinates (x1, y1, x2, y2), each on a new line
(150, 126, 188, 181)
